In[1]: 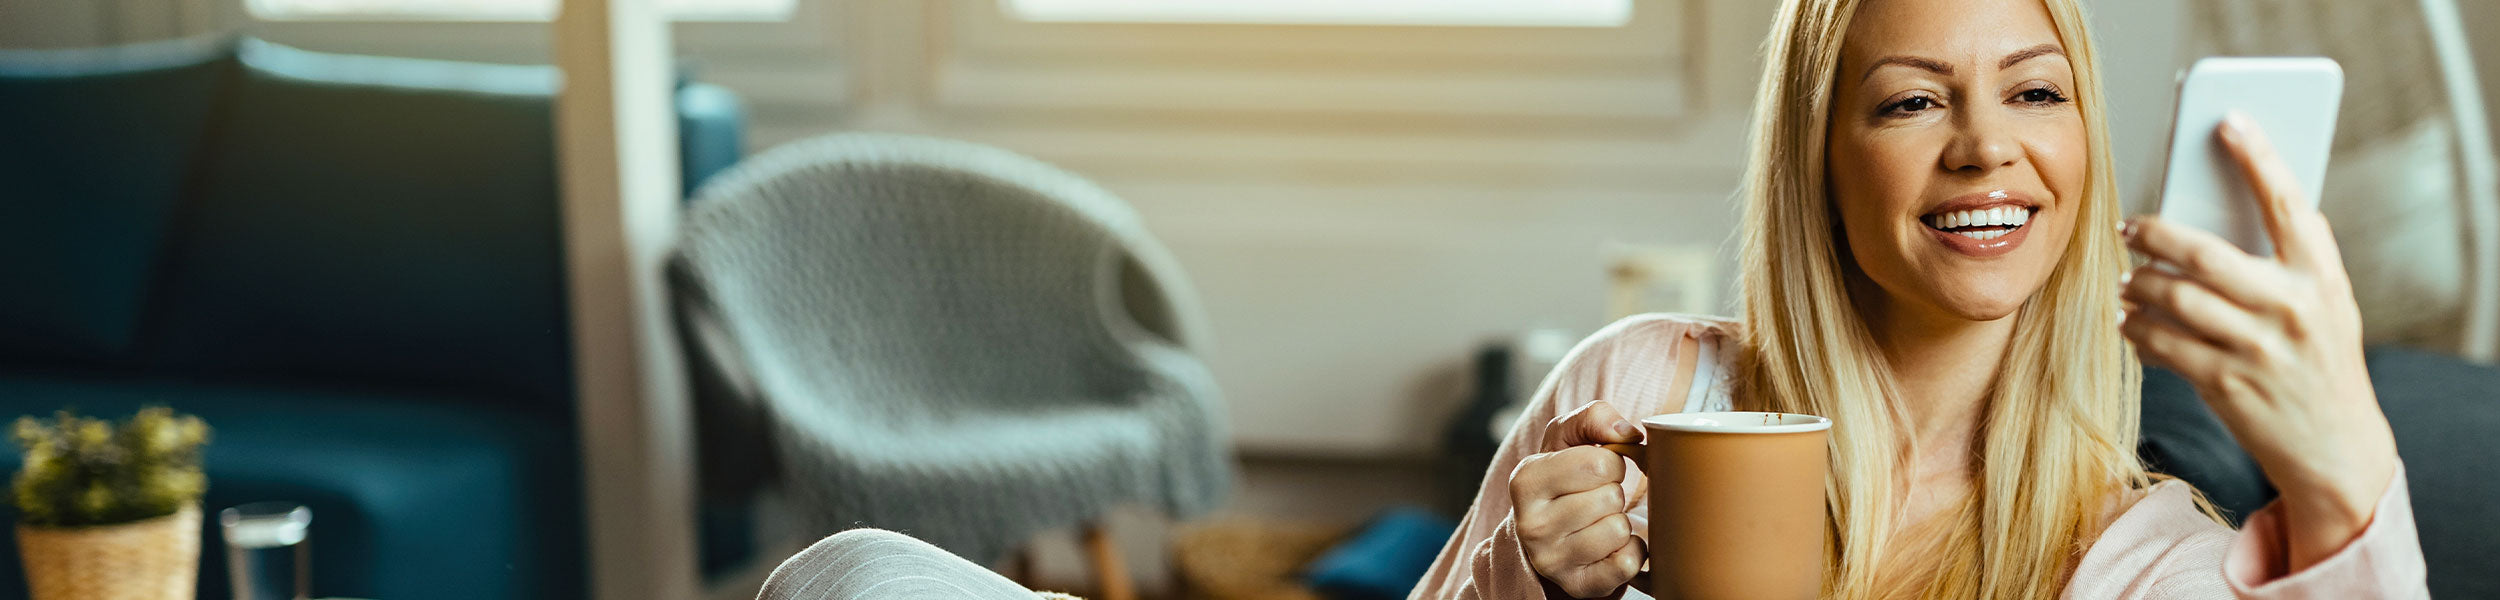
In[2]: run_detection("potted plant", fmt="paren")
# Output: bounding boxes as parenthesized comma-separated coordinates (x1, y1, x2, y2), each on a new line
(10, 407, 210, 600)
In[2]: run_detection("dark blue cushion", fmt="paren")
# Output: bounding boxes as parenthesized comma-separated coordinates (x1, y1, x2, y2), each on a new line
(677, 82, 746, 198)
(1302, 507, 1457, 600)
(0, 37, 230, 362)
(0, 373, 583, 600)
(140, 40, 573, 405)
(2363, 347, 2500, 600)
(2138, 366, 2274, 525)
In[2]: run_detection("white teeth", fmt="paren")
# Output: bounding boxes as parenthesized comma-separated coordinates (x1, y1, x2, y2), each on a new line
(1927, 206, 2032, 229)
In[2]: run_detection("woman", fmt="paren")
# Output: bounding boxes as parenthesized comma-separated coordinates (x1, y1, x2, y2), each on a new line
(1411, 0, 2424, 598)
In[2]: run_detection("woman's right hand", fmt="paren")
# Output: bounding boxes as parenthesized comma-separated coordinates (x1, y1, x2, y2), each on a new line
(1509, 400, 1646, 598)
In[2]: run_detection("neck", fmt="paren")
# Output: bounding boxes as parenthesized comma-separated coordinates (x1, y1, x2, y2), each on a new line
(1857, 291, 2016, 467)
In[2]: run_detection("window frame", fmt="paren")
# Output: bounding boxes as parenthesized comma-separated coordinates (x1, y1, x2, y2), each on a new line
(927, 0, 1707, 124)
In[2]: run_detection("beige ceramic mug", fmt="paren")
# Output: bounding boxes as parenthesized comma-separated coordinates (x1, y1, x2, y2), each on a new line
(1603, 411, 1830, 600)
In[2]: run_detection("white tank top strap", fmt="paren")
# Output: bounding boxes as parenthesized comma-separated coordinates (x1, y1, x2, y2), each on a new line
(1679, 332, 1734, 413)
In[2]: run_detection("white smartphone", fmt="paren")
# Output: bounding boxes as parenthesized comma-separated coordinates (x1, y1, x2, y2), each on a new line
(2153, 57, 2343, 258)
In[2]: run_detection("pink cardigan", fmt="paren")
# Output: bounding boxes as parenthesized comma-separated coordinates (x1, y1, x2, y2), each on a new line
(1409, 314, 2428, 600)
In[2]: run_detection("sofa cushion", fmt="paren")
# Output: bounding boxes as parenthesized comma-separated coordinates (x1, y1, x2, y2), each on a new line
(2365, 347, 2500, 599)
(2141, 347, 2500, 599)
(0, 37, 230, 362)
(2138, 366, 2275, 525)
(0, 372, 583, 600)
(142, 40, 572, 404)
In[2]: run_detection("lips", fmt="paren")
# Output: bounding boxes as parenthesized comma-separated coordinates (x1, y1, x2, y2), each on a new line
(1919, 190, 2039, 258)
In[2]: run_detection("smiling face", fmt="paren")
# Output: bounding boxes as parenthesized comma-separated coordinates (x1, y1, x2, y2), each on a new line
(1826, 0, 2086, 322)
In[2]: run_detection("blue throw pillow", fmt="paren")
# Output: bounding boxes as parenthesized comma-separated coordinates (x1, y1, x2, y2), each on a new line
(1302, 506, 1459, 600)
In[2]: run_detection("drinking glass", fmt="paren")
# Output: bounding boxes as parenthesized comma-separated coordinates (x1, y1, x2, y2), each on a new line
(221, 502, 312, 600)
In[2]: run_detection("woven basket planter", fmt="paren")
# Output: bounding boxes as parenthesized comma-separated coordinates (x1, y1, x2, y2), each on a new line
(16, 504, 201, 600)
(1172, 518, 1348, 600)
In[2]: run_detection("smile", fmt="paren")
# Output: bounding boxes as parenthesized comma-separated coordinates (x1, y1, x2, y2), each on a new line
(1923, 205, 2031, 240)
(1919, 191, 2040, 258)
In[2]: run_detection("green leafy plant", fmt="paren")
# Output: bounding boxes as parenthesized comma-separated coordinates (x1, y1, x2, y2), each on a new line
(10, 407, 210, 528)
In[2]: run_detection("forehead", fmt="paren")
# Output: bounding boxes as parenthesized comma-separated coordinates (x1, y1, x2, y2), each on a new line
(1842, 0, 2064, 68)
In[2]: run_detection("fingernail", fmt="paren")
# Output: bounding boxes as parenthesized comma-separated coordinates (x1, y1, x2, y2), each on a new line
(2120, 218, 2139, 239)
(2221, 111, 2252, 140)
(1614, 421, 1636, 437)
(2119, 269, 2133, 286)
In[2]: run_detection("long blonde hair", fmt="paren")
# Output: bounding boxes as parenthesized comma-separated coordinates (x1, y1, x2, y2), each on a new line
(1731, 0, 2155, 597)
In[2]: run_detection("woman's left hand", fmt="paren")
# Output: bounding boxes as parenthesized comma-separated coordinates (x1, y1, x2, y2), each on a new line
(2118, 111, 2399, 571)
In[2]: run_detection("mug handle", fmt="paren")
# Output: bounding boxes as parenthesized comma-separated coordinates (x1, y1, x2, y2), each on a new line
(1597, 442, 1655, 594)
(1599, 442, 1647, 471)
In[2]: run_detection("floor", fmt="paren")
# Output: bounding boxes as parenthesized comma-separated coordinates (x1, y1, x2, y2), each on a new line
(706, 455, 1452, 600)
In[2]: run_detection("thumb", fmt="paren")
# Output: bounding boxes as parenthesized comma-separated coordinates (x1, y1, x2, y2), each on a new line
(1543, 399, 1643, 452)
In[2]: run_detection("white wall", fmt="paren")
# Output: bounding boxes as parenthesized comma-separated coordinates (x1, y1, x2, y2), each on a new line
(0, 0, 212, 47)
(2464, 0, 2500, 147)
(842, 0, 1778, 457)
(2085, 0, 2188, 211)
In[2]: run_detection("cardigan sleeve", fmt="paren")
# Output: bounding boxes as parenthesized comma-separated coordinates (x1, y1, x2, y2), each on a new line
(2068, 465, 2429, 599)
(2220, 465, 2429, 599)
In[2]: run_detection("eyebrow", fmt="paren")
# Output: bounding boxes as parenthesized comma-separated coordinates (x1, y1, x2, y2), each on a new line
(1863, 55, 1953, 81)
(1997, 44, 2065, 70)
(1859, 44, 2068, 82)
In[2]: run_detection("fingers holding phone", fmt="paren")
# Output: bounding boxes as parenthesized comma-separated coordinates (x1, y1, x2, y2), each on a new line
(2125, 60, 2399, 570)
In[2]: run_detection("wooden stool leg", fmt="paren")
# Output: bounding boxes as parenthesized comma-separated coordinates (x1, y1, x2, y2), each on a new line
(998, 543, 1036, 585)
(1081, 522, 1135, 600)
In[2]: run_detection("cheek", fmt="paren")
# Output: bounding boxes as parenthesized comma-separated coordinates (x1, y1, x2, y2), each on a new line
(2027, 119, 2090, 248)
(2030, 121, 2089, 201)
(1828, 129, 1943, 254)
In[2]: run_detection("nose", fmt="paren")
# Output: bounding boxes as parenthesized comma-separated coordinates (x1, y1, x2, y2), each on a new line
(1941, 106, 2020, 173)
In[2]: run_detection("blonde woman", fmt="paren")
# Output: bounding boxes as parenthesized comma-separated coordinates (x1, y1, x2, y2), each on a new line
(1412, 0, 2426, 598)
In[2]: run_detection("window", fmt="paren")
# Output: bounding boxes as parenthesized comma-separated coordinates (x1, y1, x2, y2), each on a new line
(246, 0, 797, 22)
(1001, 0, 1633, 27)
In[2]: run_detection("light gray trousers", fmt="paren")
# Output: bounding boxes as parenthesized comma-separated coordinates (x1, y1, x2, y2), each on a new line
(757, 529, 1044, 600)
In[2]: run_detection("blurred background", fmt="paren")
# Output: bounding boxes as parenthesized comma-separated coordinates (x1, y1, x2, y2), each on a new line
(1, 1, 2496, 599)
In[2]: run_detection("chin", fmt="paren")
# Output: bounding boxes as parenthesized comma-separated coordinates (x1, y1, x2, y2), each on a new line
(1947, 300, 2025, 322)
(1929, 281, 2033, 322)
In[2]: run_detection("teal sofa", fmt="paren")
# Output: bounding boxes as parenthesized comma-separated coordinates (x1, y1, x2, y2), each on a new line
(0, 36, 744, 599)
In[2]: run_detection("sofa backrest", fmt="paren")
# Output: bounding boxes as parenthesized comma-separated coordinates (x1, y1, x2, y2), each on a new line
(0, 37, 231, 364)
(138, 39, 578, 404)
(0, 37, 745, 407)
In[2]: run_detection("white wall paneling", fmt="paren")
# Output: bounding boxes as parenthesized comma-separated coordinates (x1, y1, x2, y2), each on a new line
(929, 0, 1700, 121)
(551, 0, 700, 598)
(0, 0, 216, 47)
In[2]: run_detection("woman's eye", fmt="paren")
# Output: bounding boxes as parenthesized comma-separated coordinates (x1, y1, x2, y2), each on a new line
(2014, 86, 2070, 105)
(1883, 96, 1937, 116)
